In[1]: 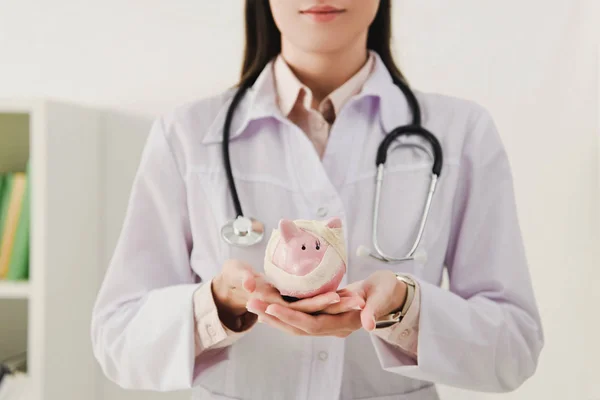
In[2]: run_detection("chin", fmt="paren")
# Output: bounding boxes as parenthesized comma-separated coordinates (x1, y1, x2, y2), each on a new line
(295, 37, 352, 54)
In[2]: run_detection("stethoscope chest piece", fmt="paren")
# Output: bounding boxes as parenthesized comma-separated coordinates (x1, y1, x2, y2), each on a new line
(221, 216, 265, 247)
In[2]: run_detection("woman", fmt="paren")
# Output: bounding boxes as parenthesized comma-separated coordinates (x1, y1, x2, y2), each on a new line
(91, 1, 544, 399)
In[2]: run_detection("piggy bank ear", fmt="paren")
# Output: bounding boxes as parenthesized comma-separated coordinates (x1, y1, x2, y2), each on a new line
(279, 219, 300, 242)
(324, 217, 342, 229)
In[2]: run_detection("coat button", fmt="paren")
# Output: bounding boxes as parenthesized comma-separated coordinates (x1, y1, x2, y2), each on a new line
(318, 351, 328, 361)
(317, 207, 328, 218)
(207, 325, 216, 337)
(400, 329, 410, 338)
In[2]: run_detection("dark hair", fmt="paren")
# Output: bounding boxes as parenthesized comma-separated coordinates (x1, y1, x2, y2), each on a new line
(240, 0, 406, 87)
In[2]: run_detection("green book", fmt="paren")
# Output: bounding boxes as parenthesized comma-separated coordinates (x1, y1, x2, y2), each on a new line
(6, 167, 30, 281)
(0, 175, 5, 219)
(0, 175, 5, 201)
(0, 174, 14, 245)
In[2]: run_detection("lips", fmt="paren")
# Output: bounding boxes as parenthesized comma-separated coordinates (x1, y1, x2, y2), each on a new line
(301, 5, 344, 14)
(300, 4, 345, 21)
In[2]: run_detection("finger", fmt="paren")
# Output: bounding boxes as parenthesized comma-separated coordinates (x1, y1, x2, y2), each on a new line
(259, 313, 307, 336)
(287, 292, 340, 313)
(242, 274, 256, 293)
(247, 298, 306, 336)
(252, 278, 289, 306)
(361, 309, 376, 332)
(336, 281, 364, 297)
(334, 332, 352, 338)
(320, 295, 365, 315)
(266, 304, 362, 335)
(267, 304, 362, 336)
(340, 311, 363, 332)
(360, 281, 388, 331)
(320, 310, 362, 333)
(246, 297, 269, 315)
(266, 304, 321, 334)
(271, 306, 362, 336)
(225, 261, 257, 293)
(336, 288, 353, 298)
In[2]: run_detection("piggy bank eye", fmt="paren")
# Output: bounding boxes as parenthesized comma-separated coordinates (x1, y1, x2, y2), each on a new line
(315, 241, 320, 250)
(301, 245, 306, 250)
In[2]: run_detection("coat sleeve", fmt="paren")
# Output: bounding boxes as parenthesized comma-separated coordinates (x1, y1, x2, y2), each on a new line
(91, 117, 210, 391)
(371, 106, 544, 392)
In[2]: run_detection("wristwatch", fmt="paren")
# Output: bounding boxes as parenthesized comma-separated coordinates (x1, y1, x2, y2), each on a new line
(375, 274, 416, 329)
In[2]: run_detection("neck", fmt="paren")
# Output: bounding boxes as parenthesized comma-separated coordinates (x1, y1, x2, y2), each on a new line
(280, 39, 369, 107)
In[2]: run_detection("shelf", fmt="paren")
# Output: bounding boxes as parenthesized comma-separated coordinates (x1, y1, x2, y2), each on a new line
(0, 98, 150, 400)
(0, 282, 30, 299)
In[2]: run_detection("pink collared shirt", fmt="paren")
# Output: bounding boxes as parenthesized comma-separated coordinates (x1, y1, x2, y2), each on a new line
(273, 53, 374, 158)
(191, 53, 421, 359)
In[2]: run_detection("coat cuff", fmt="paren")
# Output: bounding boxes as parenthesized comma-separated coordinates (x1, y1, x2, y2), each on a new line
(192, 280, 257, 356)
(370, 277, 421, 360)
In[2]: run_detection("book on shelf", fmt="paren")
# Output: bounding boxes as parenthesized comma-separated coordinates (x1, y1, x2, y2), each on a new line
(0, 164, 30, 282)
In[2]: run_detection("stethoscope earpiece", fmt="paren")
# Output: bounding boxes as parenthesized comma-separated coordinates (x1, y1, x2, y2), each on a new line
(356, 245, 373, 259)
(412, 250, 428, 265)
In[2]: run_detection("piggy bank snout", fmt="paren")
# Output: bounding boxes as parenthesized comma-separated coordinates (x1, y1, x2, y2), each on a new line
(294, 257, 321, 276)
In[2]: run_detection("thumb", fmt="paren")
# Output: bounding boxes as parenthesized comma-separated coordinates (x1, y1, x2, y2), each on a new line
(224, 260, 257, 293)
(359, 281, 388, 332)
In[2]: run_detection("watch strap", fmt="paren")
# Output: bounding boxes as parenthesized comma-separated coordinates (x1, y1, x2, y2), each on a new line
(375, 274, 416, 329)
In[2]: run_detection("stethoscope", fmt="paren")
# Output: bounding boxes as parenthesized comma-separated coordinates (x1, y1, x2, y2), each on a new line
(220, 68, 443, 265)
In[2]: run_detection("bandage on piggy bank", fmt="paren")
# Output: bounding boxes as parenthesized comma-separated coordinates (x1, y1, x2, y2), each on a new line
(264, 217, 347, 299)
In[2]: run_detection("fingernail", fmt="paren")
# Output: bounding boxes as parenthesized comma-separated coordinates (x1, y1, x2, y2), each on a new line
(352, 305, 363, 310)
(246, 305, 257, 314)
(265, 306, 275, 316)
(329, 298, 340, 305)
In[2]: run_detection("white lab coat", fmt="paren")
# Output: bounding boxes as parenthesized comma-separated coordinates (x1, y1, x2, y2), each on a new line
(91, 53, 543, 399)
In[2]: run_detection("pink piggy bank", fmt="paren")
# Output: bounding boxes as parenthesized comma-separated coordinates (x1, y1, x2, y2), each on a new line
(263, 217, 347, 299)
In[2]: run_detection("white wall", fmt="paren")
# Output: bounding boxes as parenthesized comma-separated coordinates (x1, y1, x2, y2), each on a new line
(1, 1, 598, 400)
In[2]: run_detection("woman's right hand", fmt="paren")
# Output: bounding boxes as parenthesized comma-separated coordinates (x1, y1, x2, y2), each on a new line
(211, 259, 273, 325)
(211, 259, 353, 330)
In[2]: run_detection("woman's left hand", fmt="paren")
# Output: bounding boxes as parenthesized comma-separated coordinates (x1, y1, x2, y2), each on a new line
(246, 270, 407, 337)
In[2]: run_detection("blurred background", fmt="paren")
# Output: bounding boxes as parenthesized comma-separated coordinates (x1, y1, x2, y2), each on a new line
(0, 1, 598, 399)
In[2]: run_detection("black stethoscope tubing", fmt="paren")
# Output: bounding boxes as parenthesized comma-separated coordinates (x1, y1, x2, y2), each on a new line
(222, 67, 443, 220)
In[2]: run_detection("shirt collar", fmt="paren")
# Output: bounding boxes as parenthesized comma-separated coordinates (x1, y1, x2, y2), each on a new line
(273, 52, 375, 118)
(201, 50, 411, 144)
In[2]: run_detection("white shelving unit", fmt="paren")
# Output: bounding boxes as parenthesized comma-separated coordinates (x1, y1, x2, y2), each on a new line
(0, 99, 150, 400)
(0, 282, 30, 299)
